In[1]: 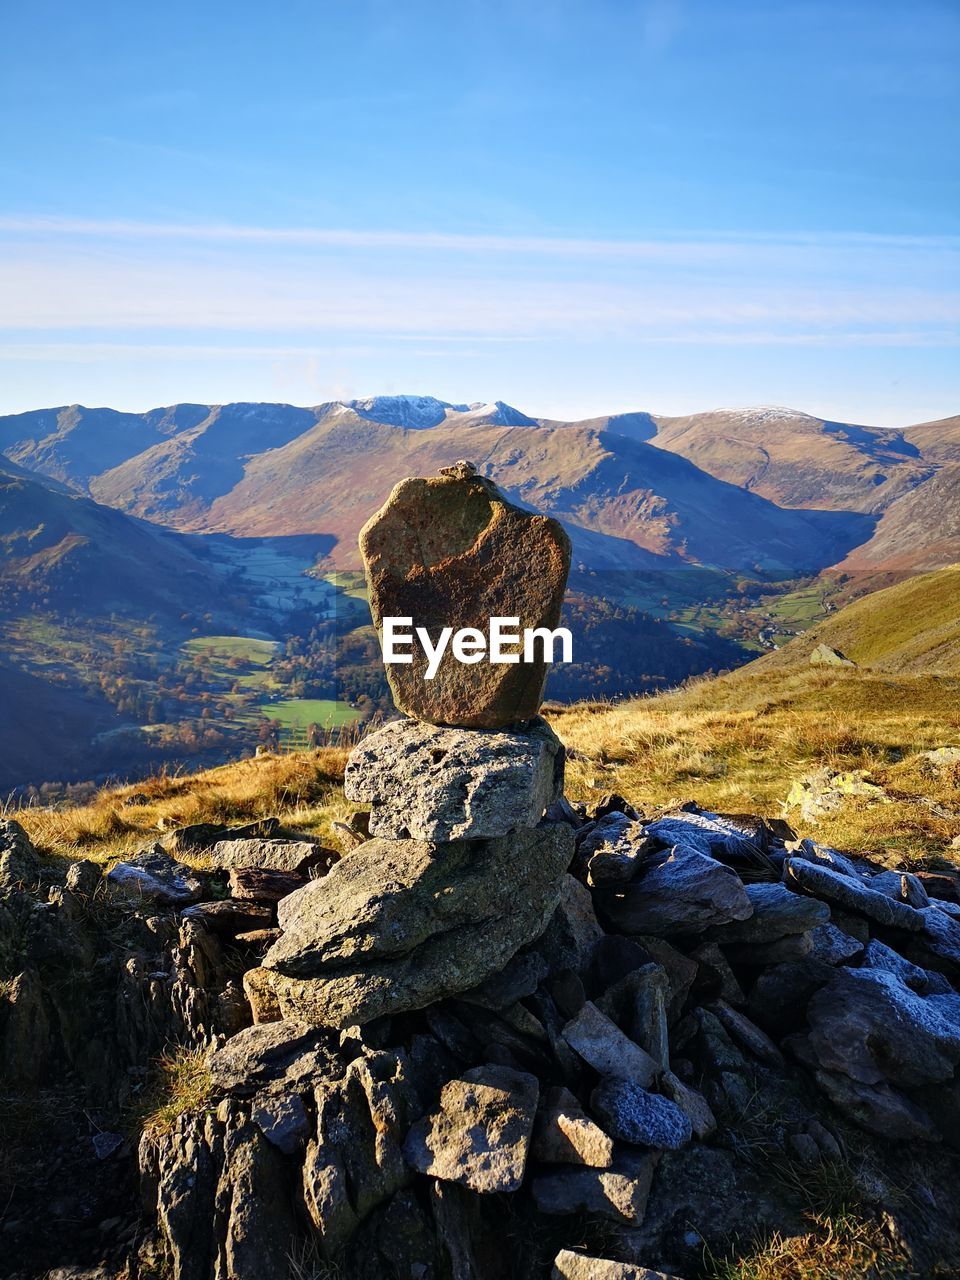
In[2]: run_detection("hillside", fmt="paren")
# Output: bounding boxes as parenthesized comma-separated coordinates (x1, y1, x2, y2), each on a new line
(753, 564, 960, 676)
(650, 405, 931, 513)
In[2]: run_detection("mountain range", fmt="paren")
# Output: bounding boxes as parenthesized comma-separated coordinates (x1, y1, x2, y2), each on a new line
(1, 394, 956, 792)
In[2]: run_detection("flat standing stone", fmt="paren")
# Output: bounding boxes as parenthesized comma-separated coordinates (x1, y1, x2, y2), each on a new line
(344, 716, 564, 841)
(360, 470, 571, 728)
(402, 1065, 539, 1193)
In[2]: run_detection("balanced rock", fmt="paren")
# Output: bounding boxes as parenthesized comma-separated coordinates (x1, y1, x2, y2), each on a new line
(360, 469, 571, 728)
(344, 716, 564, 841)
(402, 1064, 539, 1193)
(261, 825, 574, 1026)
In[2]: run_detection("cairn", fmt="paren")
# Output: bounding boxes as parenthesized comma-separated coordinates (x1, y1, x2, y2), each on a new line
(251, 465, 577, 1028)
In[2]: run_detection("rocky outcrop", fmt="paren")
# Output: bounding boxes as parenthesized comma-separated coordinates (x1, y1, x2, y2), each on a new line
(359, 468, 571, 728)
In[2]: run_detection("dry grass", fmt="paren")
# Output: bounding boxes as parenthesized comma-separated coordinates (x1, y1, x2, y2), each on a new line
(551, 666, 960, 867)
(12, 747, 352, 865)
(703, 1212, 913, 1280)
(137, 1047, 214, 1141)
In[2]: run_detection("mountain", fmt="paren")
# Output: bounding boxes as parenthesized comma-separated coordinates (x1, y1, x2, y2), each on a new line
(650, 406, 933, 513)
(0, 400, 875, 576)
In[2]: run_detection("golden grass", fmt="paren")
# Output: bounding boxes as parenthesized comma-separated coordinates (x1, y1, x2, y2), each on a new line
(137, 1047, 213, 1141)
(13, 747, 352, 865)
(551, 666, 960, 867)
(703, 1212, 913, 1280)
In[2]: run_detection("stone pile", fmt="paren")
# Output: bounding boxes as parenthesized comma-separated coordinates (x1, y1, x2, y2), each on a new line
(4, 470, 960, 1279)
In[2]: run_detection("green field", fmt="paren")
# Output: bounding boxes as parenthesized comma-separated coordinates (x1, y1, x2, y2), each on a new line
(258, 698, 361, 746)
(182, 635, 279, 666)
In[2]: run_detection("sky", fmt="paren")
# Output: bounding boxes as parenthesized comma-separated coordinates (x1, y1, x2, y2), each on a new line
(0, 0, 957, 425)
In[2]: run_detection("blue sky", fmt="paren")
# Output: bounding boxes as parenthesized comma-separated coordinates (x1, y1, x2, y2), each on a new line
(0, 0, 957, 424)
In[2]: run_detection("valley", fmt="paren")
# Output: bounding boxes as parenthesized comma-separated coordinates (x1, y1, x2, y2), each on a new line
(1, 396, 956, 794)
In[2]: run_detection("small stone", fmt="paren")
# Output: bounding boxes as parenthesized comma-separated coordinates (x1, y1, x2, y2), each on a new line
(859, 939, 952, 995)
(709, 1000, 785, 1068)
(180, 900, 274, 935)
(92, 1132, 123, 1160)
(643, 809, 773, 863)
(590, 1078, 692, 1149)
(532, 1151, 657, 1223)
(344, 717, 564, 841)
(561, 1002, 659, 1087)
(786, 1132, 822, 1166)
(810, 1068, 940, 1142)
(205, 839, 332, 873)
(552, 1251, 677, 1279)
(660, 1070, 717, 1140)
(871, 870, 930, 909)
(251, 1094, 311, 1155)
(690, 941, 747, 1006)
(402, 1064, 538, 1193)
(64, 860, 101, 895)
(106, 845, 203, 906)
(208, 1020, 343, 1097)
(576, 813, 655, 886)
(783, 858, 923, 931)
(532, 1086, 615, 1168)
(719, 881, 830, 944)
(243, 966, 282, 1023)
(594, 847, 753, 937)
(228, 867, 305, 902)
(806, 922, 864, 965)
(596, 963, 670, 1072)
(360, 470, 571, 728)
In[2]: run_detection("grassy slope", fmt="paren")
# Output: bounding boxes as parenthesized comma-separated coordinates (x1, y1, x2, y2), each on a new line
(14, 564, 960, 867)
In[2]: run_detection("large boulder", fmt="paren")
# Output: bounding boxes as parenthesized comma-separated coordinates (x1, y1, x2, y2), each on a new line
(344, 716, 564, 841)
(359, 468, 571, 728)
(260, 824, 574, 1027)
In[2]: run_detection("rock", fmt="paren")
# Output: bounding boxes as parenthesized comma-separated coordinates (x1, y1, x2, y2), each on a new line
(786, 1131, 822, 1166)
(553, 1252, 677, 1280)
(596, 963, 670, 1071)
(643, 809, 772, 864)
(403, 1064, 538, 1193)
(859, 939, 953, 995)
(344, 716, 564, 841)
(708, 1000, 785, 1068)
(106, 846, 203, 906)
(871, 870, 931, 909)
(536, 873, 605, 977)
(359, 469, 572, 728)
(725, 931, 815, 968)
(786, 839, 860, 878)
(235, 927, 282, 950)
(261, 825, 573, 1027)
(747, 959, 837, 1037)
(810, 643, 857, 667)
(576, 813, 656, 886)
(595, 847, 753, 937)
(228, 867, 305, 902)
(562, 1002, 659, 1086)
(205, 838, 333, 873)
(460, 950, 548, 1010)
(590, 1078, 692, 1150)
(810, 1068, 940, 1142)
(250, 1093, 311, 1154)
(718, 882, 830, 944)
(783, 857, 923, 931)
(532, 1151, 657, 1223)
(243, 966, 282, 1023)
(917, 872, 960, 904)
(304, 1051, 418, 1253)
(207, 1020, 343, 1097)
(786, 767, 889, 823)
(1, 968, 53, 1088)
(916, 906, 960, 972)
(180, 900, 275, 935)
(805, 922, 864, 965)
(690, 941, 747, 1006)
(532, 1085, 615, 1168)
(0, 820, 39, 894)
(633, 937, 699, 1023)
(659, 1070, 717, 1140)
(64, 859, 102, 895)
(158, 816, 280, 855)
(801, 968, 960, 1087)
